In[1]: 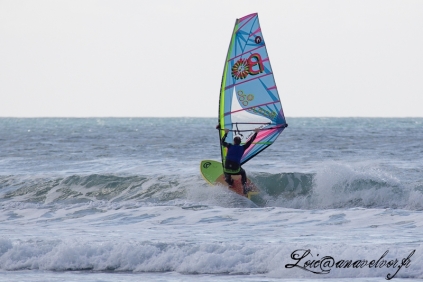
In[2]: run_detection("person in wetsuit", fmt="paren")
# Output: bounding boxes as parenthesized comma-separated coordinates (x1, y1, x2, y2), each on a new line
(220, 128, 259, 194)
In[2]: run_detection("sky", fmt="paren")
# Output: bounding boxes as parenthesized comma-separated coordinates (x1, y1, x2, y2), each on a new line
(1, 0, 423, 118)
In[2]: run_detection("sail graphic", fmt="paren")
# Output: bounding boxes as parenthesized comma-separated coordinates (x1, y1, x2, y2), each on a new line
(218, 13, 287, 165)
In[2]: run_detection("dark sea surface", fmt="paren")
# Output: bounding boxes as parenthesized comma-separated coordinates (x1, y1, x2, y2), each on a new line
(1, 117, 422, 281)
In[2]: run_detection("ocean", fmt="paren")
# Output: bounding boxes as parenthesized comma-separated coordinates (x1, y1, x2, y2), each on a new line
(0, 117, 422, 282)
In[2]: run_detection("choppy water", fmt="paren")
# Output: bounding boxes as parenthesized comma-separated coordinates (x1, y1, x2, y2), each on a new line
(1, 117, 422, 281)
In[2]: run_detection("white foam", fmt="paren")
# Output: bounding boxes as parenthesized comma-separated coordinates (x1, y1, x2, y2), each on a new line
(1, 204, 423, 279)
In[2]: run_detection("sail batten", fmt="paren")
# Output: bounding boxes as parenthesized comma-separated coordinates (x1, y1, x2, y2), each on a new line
(224, 100, 281, 116)
(224, 73, 273, 90)
(219, 13, 287, 166)
(228, 45, 265, 62)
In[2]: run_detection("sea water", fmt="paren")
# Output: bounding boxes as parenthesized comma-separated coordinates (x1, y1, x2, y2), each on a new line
(0, 117, 422, 282)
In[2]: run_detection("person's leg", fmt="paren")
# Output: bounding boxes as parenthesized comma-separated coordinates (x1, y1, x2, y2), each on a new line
(240, 168, 247, 185)
(224, 172, 234, 186)
(240, 168, 248, 194)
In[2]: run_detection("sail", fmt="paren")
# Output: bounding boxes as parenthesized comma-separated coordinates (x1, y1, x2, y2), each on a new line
(218, 13, 287, 165)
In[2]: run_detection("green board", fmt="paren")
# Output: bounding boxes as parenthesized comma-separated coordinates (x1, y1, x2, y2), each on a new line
(200, 160, 259, 199)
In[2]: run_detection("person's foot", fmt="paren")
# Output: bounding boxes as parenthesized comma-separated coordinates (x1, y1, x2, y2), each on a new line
(242, 184, 249, 195)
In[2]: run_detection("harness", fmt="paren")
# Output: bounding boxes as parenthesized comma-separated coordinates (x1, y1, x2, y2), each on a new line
(223, 159, 241, 174)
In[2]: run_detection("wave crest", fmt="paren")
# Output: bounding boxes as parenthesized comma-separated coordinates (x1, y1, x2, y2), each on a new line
(1, 162, 423, 210)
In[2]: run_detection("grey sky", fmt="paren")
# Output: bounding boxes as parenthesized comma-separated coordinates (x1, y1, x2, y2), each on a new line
(1, 0, 422, 117)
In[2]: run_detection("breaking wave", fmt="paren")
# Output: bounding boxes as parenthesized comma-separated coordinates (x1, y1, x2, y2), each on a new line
(1, 162, 423, 210)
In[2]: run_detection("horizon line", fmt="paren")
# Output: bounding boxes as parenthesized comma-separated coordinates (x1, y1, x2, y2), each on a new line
(1, 116, 423, 119)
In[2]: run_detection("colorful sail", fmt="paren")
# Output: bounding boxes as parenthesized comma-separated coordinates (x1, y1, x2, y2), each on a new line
(218, 13, 287, 165)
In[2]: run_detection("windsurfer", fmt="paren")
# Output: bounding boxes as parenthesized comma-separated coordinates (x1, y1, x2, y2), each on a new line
(220, 127, 259, 194)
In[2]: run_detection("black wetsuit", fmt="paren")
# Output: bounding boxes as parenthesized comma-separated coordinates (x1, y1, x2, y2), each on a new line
(220, 132, 258, 189)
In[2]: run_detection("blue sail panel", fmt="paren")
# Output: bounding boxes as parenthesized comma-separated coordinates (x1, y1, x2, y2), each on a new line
(219, 13, 287, 165)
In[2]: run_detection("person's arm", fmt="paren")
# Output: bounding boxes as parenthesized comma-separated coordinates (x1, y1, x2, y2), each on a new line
(243, 128, 260, 150)
(221, 129, 230, 148)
